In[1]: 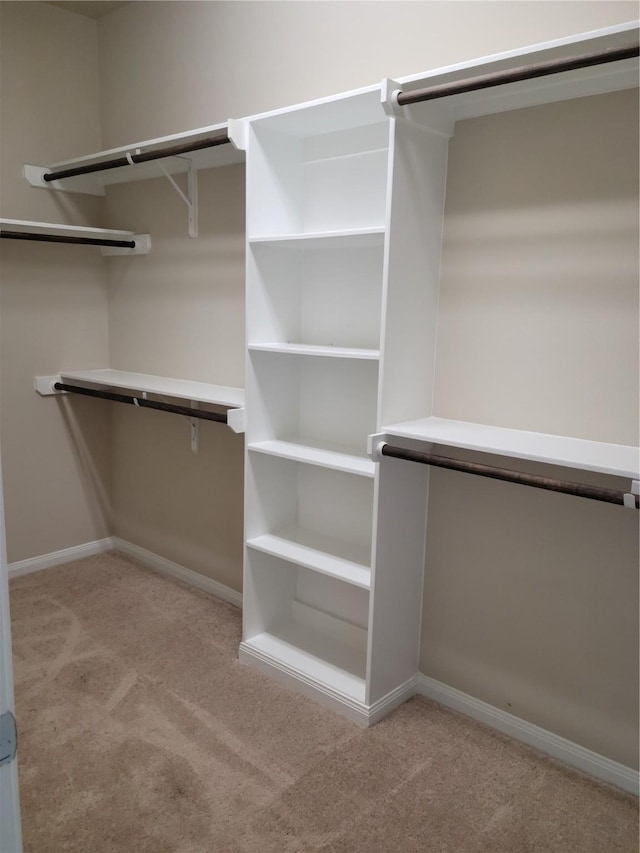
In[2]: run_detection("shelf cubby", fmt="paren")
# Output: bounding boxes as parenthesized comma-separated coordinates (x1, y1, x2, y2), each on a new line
(245, 452, 374, 565)
(247, 121, 390, 237)
(247, 240, 384, 351)
(247, 349, 378, 460)
(242, 549, 369, 702)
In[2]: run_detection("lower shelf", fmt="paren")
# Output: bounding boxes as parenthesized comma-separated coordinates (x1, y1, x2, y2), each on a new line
(247, 527, 371, 589)
(243, 607, 367, 704)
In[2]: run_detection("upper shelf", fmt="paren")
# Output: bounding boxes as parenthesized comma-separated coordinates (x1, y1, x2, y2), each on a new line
(392, 21, 639, 123)
(24, 121, 245, 196)
(53, 369, 244, 408)
(381, 417, 639, 480)
(23, 24, 637, 197)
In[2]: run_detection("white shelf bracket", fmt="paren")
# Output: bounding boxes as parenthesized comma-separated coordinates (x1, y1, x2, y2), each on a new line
(34, 375, 63, 396)
(226, 407, 245, 434)
(367, 433, 387, 461)
(623, 479, 640, 509)
(380, 78, 455, 138)
(157, 158, 198, 238)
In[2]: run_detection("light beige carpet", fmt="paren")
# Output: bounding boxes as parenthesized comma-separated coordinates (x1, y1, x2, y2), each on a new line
(9, 552, 638, 853)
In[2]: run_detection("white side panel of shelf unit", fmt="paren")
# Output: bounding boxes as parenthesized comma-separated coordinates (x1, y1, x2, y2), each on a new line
(378, 118, 451, 428)
(367, 443, 430, 705)
(247, 126, 303, 236)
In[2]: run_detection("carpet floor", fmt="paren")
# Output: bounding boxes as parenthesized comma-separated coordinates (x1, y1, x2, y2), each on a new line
(9, 552, 638, 852)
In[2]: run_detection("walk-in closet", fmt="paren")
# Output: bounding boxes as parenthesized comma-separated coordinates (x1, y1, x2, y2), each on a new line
(1, 3, 638, 852)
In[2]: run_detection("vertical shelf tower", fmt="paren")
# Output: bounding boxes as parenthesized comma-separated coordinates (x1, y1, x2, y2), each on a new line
(230, 87, 452, 723)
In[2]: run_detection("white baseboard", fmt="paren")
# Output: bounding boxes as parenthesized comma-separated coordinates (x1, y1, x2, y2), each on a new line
(416, 673, 639, 796)
(8, 537, 116, 578)
(112, 537, 242, 608)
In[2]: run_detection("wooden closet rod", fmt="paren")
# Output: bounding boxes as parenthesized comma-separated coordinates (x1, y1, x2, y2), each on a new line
(54, 382, 229, 424)
(396, 43, 640, 106)
(43, 130, 231, 183)
(0, 230, 136, 248)
(379, 443, 639, 508)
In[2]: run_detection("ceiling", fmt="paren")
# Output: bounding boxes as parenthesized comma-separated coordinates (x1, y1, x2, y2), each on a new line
(47, 1, 131, 19)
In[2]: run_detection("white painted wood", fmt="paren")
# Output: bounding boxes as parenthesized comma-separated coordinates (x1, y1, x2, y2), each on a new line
(395, 23, 639, 123)
(377, 118, 451, 429)
(0, 218, 137, 239)
(59, 369, 245, 408)
(247, 453, 374, 557)
(367, 446, 430, 705)
(24, 121, 244, 194)
(383, 417, 640, 479)
(238, 640, 370, 724)
(0, 457, 23, 853)
(247, 529, 371, 589)
(248, 343, 380, 360)
(248, 352, 378, 456)
(248, 440, 375, 477)
(0, 219, 151, 255)
(416, 674, 640, 795)
(242, 622, 366, 702)
(248, 242, 383, 350)
(248, 227, 385, 248)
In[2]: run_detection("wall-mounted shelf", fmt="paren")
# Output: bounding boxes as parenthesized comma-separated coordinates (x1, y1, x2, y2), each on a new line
(391, 22, 638, 123)
(0, 219, 151, 255)
(35, 369, 245, 433)
(24, 121, 244, 196)
(381, 417, 640, 480)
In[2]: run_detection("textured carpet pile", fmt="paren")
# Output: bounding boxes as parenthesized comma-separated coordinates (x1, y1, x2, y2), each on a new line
(9, 552, 639, 852)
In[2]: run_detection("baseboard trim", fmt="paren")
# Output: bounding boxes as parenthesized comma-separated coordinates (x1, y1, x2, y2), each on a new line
(8, 537, 116, 578)
(112, 538, 242, 608)
(416, 673, 639, 795)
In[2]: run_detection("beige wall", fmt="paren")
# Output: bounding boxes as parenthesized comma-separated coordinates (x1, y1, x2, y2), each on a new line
(0, 2, 112, 562)
(97, 0, 638, 145)
(421, 90, 639, 768)
(0, 0, 637, 767)
(104, 167, 245, 587)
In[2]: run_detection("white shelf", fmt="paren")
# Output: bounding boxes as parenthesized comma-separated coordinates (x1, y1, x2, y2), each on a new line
(1, 218, 135, 240)
(248, 439, 375, 477)
(248, 343, 380, 360)
(58, 369, 245, 408)
(241, 617, 367, 703)
(24, 121, 244, 195)
(247, 528, 371, 589)
(395, 23, 639, 122)
(383, 417, 640, 480)
(0, 219, 151, 256)
(247, 228, 385, 249)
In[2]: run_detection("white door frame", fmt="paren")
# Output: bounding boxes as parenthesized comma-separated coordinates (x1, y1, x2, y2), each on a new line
(0, 456, 22, 853)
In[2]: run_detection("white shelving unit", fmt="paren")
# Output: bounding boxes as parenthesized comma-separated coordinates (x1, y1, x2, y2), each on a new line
(231, 23, 639, 725)
(0, 219, 151, 255)
(230, 65, 452, 720)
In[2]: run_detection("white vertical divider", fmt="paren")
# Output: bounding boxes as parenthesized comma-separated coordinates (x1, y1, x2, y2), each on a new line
(367, 114, 452, 705)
